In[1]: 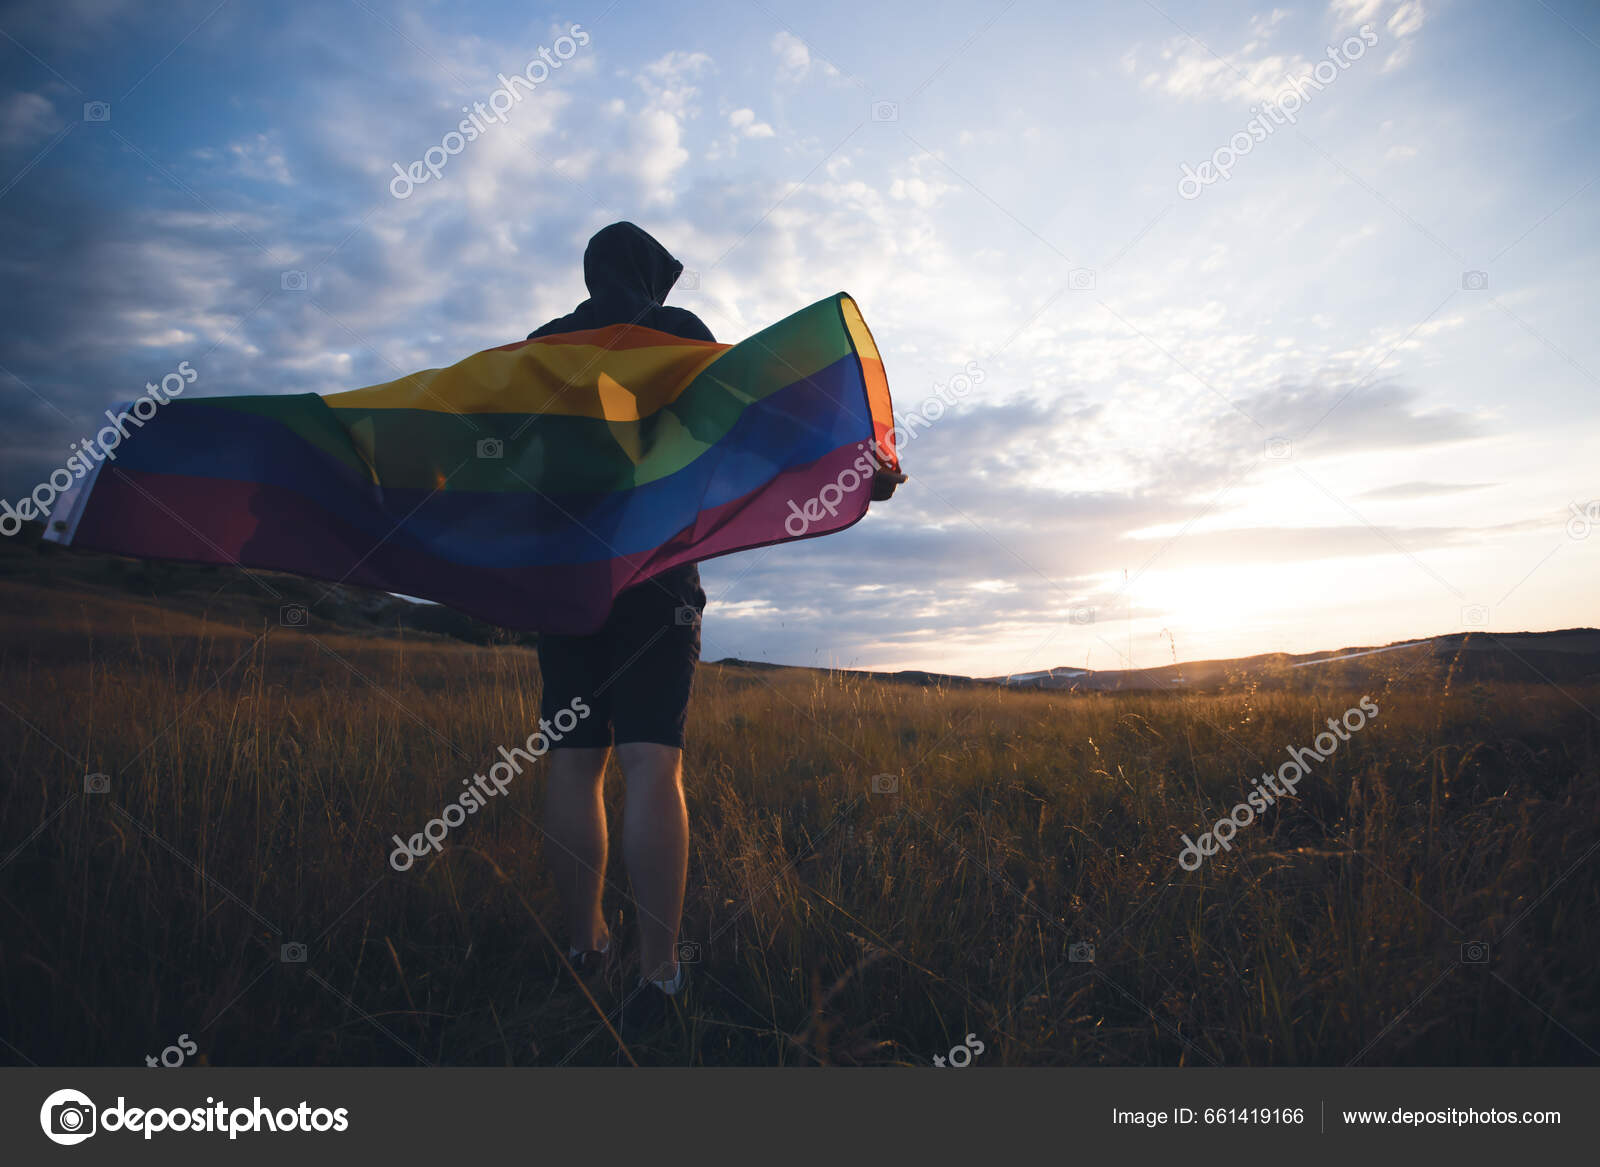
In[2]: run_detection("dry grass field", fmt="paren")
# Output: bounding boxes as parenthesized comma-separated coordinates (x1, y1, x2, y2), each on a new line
(2, 569, 1597, 1066)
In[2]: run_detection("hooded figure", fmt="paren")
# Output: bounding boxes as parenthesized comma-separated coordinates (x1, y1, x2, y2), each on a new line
(527, 223, 714, 1031)
(528, 221, 714, 343)
(523, 218, 711, 628)
(527, 217, 709, 784)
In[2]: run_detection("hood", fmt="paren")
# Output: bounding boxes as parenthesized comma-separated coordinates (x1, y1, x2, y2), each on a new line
(582, 221, 683, 307)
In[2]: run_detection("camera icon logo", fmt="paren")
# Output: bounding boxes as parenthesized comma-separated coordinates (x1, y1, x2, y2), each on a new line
(281, 941, 308, 963)
(869, 773, 899, 795)
(84, 772, 111, 794)
(1264, 437, 1293, 460)
(1069, 606, 1096, 625)
(476, 437, 504, 460)
(1460, 940, 1489, 964)
(281, 270, 308, 292)
(1461, 270, 1489, 291)
(678, 269, 700, 291)
(83, 101, 111, 122)
(675, 940, 701, 963)
(1067, 267, 1096, 291)
(674, 605, 699, 627)
(279, 603, 307, 627)
(871, 100, 898, 122)
(1460, 604, 1490, 628)
(1068, 941, 1095, 963)
(40, 1088, 97, 1145)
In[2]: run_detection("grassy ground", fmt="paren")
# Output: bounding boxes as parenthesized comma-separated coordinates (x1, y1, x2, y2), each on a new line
(1, 577, 1597, 1066)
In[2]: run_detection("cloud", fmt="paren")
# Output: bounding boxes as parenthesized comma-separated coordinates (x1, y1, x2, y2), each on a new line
(591, 50, 716, 202)
(636, 49, 712, 118)
(1329, 0, 1385, 26)
(0, 91, 59, 149)
(1135, 0, 1423, 103)
(0, 0, 1585, 674)
(1141, 44, 1308, 104)
(708, 106, 775, 161)
(1386, 0, 1425, 38)
(1230, 379, 1485, 455)
(1121, 522, 1488, 569)
(772, 30, 812, 82)
(728, 107, 774, 138)
(1381, 0, 1425, 70)
(1358, 480, 1494, 500)
(769, 30, 840, 84)
(224, 133, 294, 184)
(614, 107, 689, 200)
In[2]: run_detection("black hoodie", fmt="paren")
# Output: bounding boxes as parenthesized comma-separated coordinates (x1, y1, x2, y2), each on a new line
(527, 221, 711, 610)
(527, 221, 714, 343)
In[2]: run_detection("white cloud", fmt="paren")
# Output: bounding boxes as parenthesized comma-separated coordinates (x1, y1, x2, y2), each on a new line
(0, 92, 59, 149)
(1251, 9, 1290, 37)
(1330, 0, 1385, 27)
(770, 30, 839, 83)
(226, 133, 293, 184)
(1140, 38, 1311, 103)
(1137, 0, 1424, 103)
(130, 327, 196, 348)
(1386, 0, 1425, 38)
(728, 107, 775, 138)
(636, 50, 712, 118)
(772, 30, 812, 82)
(888, 174, 945, 208)
(5, 0, 1589, 676)
(600, 51, 715, 203)
(614, 107, 689, 202)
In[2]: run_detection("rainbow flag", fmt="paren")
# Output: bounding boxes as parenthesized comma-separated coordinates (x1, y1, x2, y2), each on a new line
(44, 293, 898, 633)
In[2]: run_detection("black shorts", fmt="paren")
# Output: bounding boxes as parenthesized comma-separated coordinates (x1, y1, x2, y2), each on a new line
(537, 563, 705, 750)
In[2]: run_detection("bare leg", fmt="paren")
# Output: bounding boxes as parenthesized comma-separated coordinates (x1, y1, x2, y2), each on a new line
(616, 742, 688, 984)
(543, 746, 611, 952)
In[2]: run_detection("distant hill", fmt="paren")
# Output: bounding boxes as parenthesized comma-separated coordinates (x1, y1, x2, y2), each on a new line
(714, 657, 989, 689)
(7, 522, 1595, 688)
(0, 521, 536, 647)
(718, 630, 1600, 693)
(973, 631, 1600, 692)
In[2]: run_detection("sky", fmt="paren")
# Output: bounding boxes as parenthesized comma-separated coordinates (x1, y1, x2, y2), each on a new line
(0, 0, 1596, 676)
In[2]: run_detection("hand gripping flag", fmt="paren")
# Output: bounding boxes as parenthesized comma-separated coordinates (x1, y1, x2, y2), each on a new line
(44, 293, 899, 633)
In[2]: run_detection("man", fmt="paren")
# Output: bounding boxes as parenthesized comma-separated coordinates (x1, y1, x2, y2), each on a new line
(532, 222, 903, 1038)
